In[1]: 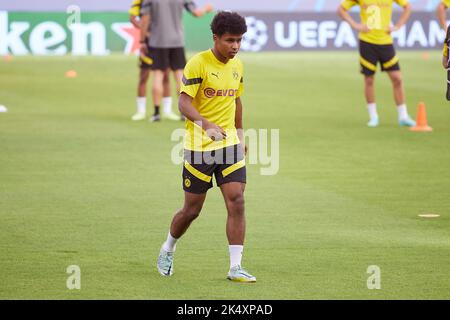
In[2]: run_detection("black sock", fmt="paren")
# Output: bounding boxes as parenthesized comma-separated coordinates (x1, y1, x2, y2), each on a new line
(154, 106, 160, 115)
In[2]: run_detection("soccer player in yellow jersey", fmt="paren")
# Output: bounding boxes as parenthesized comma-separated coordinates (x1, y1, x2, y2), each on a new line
(437, 0, 450, 30)
(128, 0, 177, 121)
(338, 0, 416, 128)
(442, 24, 450, 100)
(156, 12, 256, 282)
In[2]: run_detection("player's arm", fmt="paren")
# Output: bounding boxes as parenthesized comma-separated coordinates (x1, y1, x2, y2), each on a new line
(235, 97, 246, 155)
(139, 13, 150, 54)
(139, 0, 152, 54)
(389, 3, 411, 33)
(337, 5, 369, 33)
(129, 0, 142, 29)
(437, 3, 448, 30)
(130, 14, 140, 29)
(184, 1, 213, 17)
(179, 93, 226, 140)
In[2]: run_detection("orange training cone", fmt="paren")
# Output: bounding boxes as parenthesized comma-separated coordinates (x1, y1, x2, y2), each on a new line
(65, 70, 77, 78)
(410, 102, 432, 132)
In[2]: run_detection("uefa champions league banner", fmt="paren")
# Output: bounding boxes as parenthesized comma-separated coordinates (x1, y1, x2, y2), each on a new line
(0, 11, 446, 55)
(241, 12, 447, 51)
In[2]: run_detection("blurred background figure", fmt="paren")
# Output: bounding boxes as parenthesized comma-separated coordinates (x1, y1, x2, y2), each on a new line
(139, 0, 213, 122)
(129, 0, 176, 121)
(337, 0, 416, 128)
(437, 0, 450, 30)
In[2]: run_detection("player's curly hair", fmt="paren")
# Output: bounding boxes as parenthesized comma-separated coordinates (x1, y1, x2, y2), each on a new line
(210, 11, 247, 36)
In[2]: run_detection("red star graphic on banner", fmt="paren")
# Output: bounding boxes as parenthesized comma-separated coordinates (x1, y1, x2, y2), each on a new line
(112, 23, 141, 55)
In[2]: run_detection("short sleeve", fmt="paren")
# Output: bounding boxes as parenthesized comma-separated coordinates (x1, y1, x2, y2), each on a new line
(180, 57, 203, 98)
(129, 0, 141, 16)
(140, 0, 152, 15)
(443, 0, 450, 8)
(394, 0, 409, 7)
(341, 0, 359, 10)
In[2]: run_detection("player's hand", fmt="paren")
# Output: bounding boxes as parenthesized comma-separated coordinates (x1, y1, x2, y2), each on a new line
(387, 25, 399, 34)
(204, 121, 227, 141)
(203, 3, 213, 13)
(354, 23, 370, 33)
(241, 143, 248, 156)
(140, 43, 148, 55)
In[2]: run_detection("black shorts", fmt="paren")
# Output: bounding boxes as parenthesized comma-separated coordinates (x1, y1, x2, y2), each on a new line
(141, 47, 186, 71)
(182, 144, 246, 194)
(359, 40, 400, 76)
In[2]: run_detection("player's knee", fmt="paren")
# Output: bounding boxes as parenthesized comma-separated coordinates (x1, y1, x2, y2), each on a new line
(227, 193, 245, 209)
(364, 76, 375, 87)
(139, 73, 149, 85)
(182, 205, 202, 220)
(139, 76, 148, 86)
(391, 74, 402, 87)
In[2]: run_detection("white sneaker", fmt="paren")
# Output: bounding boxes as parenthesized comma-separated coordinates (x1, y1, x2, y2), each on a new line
(162, 112, 181, 121)
(399, 116, 416, 127)
(227, 265, 256, 283)
(149, 114, 161, 122)
(367, 117, 379, 128)
(157, 247, 174, 276)
(131, 112, 146, 121)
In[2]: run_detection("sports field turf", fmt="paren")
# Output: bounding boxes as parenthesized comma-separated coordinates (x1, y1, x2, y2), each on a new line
(1, 52, 449, 299)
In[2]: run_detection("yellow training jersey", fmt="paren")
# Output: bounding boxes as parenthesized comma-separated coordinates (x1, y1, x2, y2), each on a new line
(443, 0, 450, 8)
(180, 49, 244, 152)
(341, 0, 409, 45)
(129, 0, 142, 16)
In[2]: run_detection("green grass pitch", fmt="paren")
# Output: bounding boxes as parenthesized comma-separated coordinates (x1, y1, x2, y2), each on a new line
(1, 51, 450, 299)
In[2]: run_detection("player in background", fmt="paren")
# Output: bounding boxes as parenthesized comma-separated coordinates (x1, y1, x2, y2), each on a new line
(437, 0, 450, 30)
(155, 11, 256, 283)
(443, 24, 450, 68)
(140, 0, 213, 122)
(337, 0, 416, 128)
(129, 0, 178, 121)
(442, 24, 450, 100)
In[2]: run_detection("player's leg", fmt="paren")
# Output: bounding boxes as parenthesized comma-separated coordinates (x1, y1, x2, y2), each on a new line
(149, 48, 169, 122)
(157, 149, 214, 276)
(359, 40, 379, 127)
(157, 191, 207, 277)
(131, 52, 152, 121)
(161, 69, 178, 120)
(220, 182, 246, 246)
(150, 70, 164, 122)
(381, 45, 415, 127)
(216, 145, 255, 282)
(170, 192, 207, 239)
(364, 75, 378, 127)
(220, 182, 255, 283)
(386, 70, 415, 126)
